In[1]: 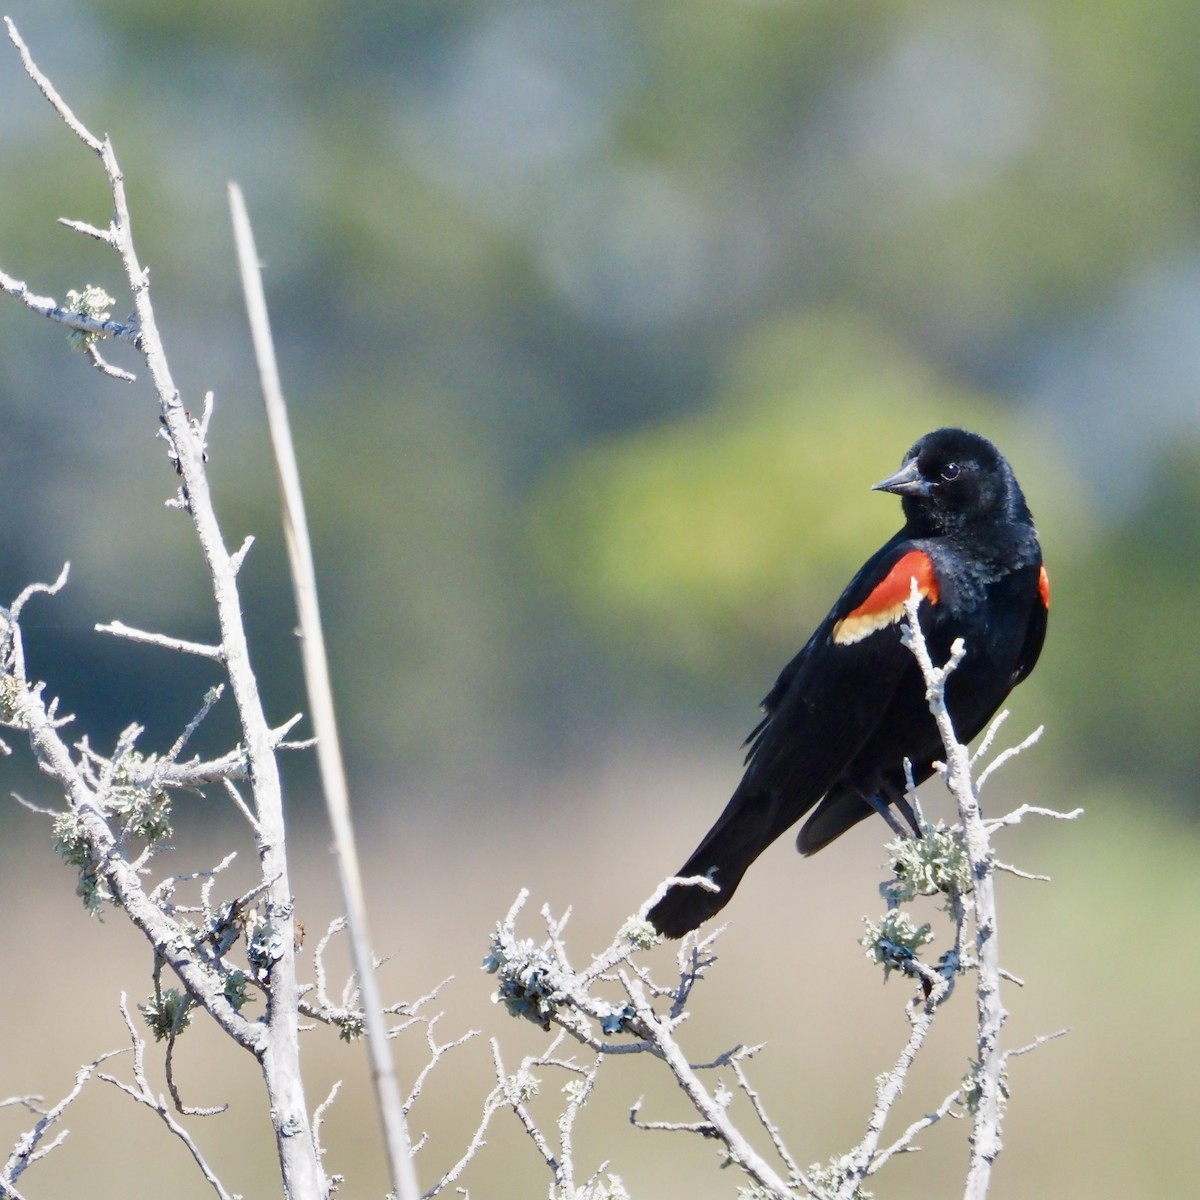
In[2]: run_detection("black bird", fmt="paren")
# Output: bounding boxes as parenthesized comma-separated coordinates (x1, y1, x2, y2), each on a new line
(646, 428, 1049, 939)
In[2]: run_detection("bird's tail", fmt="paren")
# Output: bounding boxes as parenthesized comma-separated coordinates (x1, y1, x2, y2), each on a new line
(795, 789, 874, 855)
(644, 858, 749, 939)
(645, 786, 782, 938)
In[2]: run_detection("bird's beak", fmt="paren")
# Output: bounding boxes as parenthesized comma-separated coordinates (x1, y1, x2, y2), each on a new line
(872, 459, 931, 496)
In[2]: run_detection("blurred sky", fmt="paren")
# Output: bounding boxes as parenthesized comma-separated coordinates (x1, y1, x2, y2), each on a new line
(1, 2, 1198, 1197)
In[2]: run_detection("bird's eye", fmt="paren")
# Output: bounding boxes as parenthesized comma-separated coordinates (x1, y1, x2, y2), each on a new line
(940, 462, 961, 481)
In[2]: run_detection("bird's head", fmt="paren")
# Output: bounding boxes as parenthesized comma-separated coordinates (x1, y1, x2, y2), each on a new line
(872, 427, 1031, 534)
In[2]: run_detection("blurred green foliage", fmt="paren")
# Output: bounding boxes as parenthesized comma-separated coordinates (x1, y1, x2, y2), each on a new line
(529, 311, 1023, 681)
(0, 0, 1195, 803)
(1049, 446, 1200, 794)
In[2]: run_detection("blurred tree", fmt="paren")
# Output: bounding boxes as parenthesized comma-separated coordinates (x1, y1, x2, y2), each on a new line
(527, 310, 1044, 688)
(0, 0, 1198, 808)
(1046, 444, 1200, 800)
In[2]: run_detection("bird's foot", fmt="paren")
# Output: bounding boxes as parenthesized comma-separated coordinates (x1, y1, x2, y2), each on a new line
(866, 790, 921, 841)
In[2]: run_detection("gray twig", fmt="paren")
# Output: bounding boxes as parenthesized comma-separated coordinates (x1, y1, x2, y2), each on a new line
(1, 22, 325, 1197)
(229, 181, 420, 1200)
(96, 997, 237, 1199)
(2, 1045, 129, 1193)
(94, 620, 224, 661)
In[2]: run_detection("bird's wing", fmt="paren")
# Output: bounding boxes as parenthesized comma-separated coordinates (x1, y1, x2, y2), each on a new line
(1010, 562, 1049, 687)
(741, 537, 938, 790)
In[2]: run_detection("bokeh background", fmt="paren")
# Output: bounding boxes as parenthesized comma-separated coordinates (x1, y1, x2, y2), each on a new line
(1, 2, 1198, 1197)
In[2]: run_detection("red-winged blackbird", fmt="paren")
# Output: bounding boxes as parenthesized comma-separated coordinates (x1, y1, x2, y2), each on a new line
(646, 428, 1049, 939)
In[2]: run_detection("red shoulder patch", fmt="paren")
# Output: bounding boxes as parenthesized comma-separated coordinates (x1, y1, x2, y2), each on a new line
(832, 550, 939, 646)
(1038, 564, 1050, 609)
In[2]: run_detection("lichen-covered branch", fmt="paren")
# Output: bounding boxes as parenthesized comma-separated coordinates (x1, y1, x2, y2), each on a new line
(897, 591, 1006, 1196)
(97, 997, 239, 1200)
(0, 595, 262, 1054)
(0, 20, 325, 1197)
(484, 893, 813, 1198)
(481, 585, 1078, 1199)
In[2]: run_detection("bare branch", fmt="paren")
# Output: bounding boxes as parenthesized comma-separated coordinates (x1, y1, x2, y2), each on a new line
(870, 1086, 964, 1173)
(401, 1017, 479, 1116)
(8, 565, 70, 622)
(2, 1046, 129, 1193)
(5, 18, 104, 151)
(628, 1099, 715, 1138)
(57, 216, 114, 244)
(229, 534, 255, 575)
(838, 967, 955, 1195)
(0, 263, 142, 349)
(313, 1081, 342, 1175)
(10, 792, 57, 818)
(221, 777, 260, 829)
(157, 685, 226, 773)
(148, 850, 238, 907)
(230, 181, 419, 1200)
(96, 997, 237, 1199)
(986, 804, 1084, 832)
(637, 872, 720, 927)
(422, 1079, 508, 1198)
(164, 1010, 229, 1119)
(94, 619, 225, 661)
(82, 341, 136, 380)
(0, 25, 326, 1194)
(730, 1052, 802, 1182)
(484, 890, 814, 1194)
(897, 586, 1012, 1200)
(1005, 1028, 1071, 1062)
(976, 725, 1043, 791)
(621, 971, 800, 1195)
(489, 1039, 559, 1174)
(7, 663, 261, 1050)
(969, 709, 1010, 766)
(994, 861, 1052, 883)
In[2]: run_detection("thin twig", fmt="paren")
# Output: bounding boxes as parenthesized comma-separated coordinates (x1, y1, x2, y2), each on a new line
(489, 1039, 559, 1175)
(969, 710, 1010, 766)
(57, 216, 113, 244)
(986, 804, 1084, 831)
(5, 564, 70, 679)
(1004, 1028, 1070, 1061)
(157, 686, 226, 776)
(96, 997, 237, 1199)
(0, 263, 141, 350)
(5, 18, 103, 151)
(313, 1080, 342, 1170)
(2, 1046, 129, 1192)
(994, 861, 1051, 883)
(221, 778, 260, 830)
(731, 1053, 802, 1181)
(838, 971, 954, 1197)
(229, 535, 255, 575)
(870, 1086, 964, 1172)
(95, 620, 224, 661)
(10, 793, 59, 818)
(230, 182, 418, 1200)
(83, 342, 137, 382)
(620, 971, 801, 1197)
(422, 1081, 508, 1198)
(401, 1016, 480, 1115)
(975, 725, 1043, 791)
